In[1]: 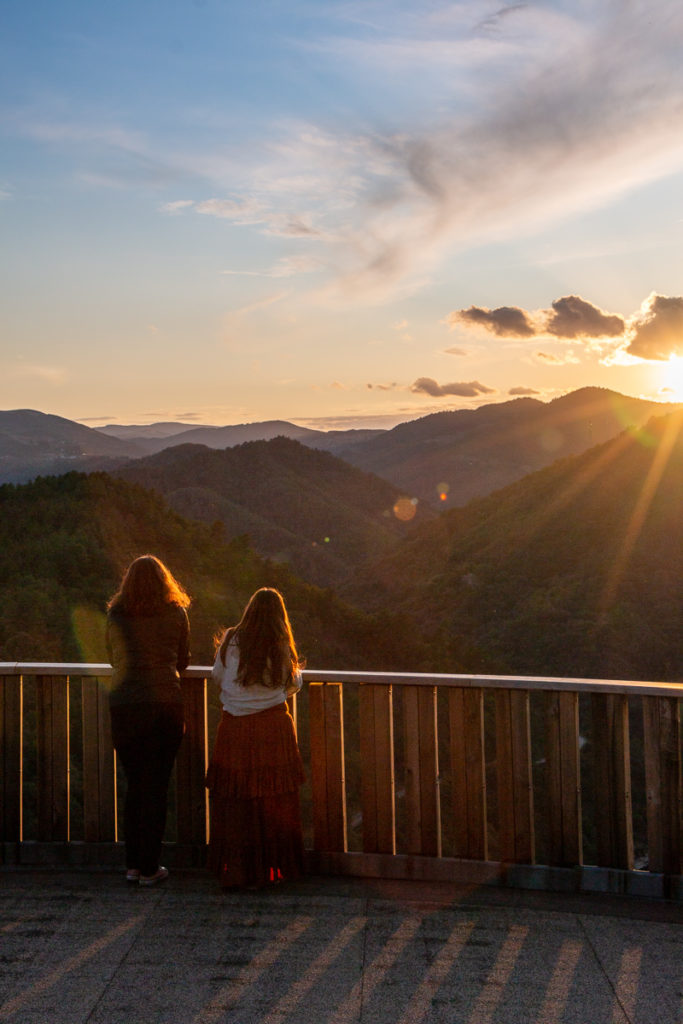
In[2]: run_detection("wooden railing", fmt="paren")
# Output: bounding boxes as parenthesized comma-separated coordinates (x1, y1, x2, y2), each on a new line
(1, 664, 681, 898)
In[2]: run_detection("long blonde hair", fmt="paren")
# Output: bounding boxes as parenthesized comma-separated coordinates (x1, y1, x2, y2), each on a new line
(108, 555, 190, 615)
(219, 588, 299, 689)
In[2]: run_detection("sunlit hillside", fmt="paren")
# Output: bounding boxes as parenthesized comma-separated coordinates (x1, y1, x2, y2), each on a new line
(112, 435, 430, 587)
(347, 412, 683, 681)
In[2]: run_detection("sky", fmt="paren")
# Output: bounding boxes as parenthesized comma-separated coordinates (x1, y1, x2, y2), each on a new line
(3, 0, 683, 430)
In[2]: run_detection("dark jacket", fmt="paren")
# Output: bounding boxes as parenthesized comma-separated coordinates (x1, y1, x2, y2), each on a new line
(106, 603, 190, 708)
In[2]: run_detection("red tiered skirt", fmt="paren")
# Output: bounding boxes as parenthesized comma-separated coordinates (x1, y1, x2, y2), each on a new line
(206, 703, 306, 889)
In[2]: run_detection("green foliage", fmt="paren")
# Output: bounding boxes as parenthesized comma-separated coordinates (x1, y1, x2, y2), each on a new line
(0, 471, 431, 670)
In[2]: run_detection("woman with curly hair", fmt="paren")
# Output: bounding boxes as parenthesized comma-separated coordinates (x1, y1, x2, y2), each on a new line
(106, 554, 190, 886)
(207, 587, 305, 889)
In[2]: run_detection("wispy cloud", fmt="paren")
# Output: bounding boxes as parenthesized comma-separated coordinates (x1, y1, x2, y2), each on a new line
(257, 0, 683, 296)
(221, 255, 322, 279)
(13, 2, 683, 303)
(535, 350, 579, 366)
(10, 364, 68, 384)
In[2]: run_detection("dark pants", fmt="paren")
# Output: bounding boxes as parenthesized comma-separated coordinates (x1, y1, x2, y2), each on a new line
(110, 702, 185, 876)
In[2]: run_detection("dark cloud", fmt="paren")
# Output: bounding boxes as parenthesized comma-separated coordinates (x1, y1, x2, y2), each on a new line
(411, 378, 496, 398)
(452, 305, 536, 337)
(546, 295, 624, 339)
(508, 386, 540, 396)
(627, 294, 683, 360)
(443, 345, 469, 356)
(450, 294, 625, 342)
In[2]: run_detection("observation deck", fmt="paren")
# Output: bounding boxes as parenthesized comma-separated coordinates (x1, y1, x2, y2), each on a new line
(1, 664, 681, 1023)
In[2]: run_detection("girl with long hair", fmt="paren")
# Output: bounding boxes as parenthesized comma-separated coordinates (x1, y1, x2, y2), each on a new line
(206, 587, 305, 888)
(106, 554, 190, 886)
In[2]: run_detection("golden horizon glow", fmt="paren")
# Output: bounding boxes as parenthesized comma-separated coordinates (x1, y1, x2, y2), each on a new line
(659, 356, 683, 401)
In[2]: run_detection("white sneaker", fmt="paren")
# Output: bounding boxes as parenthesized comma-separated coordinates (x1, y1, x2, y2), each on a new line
(139, 866, 169, 886)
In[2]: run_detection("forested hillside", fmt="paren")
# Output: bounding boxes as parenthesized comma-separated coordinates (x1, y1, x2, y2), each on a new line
(347, 412, 683, 681)
(0, 472, 431, 671)
(113, 436, 429, 586)
(342, 387, 681, 507)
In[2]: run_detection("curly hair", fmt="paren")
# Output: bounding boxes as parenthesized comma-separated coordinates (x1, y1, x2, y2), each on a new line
(107, 555, 190, 615)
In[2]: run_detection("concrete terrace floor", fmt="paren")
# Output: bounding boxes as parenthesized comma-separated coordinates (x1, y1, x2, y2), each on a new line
(0, 869, 681, 1024)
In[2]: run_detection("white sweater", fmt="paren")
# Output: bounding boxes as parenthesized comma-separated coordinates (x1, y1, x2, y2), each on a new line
(211, 640, 302, 716)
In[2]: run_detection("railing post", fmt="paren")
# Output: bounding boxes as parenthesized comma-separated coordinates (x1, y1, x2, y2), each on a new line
(0, 674, 23, 849)
(309, 682, 347, 852)
(495, 689, 534, 863)
(449, 687, 487, 860)
(402, 685, 441, 857)
(591, 694, 633, 870)
(177, 676, 209, 851)
(643, 696, 682, 877)
(36, 675, 70, 842)
(81, 676, 117, 842)
(360, 683, 395, 854)
(545, 691, 582, 867)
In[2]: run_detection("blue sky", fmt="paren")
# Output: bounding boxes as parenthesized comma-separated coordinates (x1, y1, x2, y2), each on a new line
(3, 0, 683, 428)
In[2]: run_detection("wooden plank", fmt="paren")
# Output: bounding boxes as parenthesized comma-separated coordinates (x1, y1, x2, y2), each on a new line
(36, 676, 70, 842)
(309, 683, 328, 850)
(643, 696, 681, 876)
(96, 679, 117, 841)
(177, 677, 209, 846)
(308, 682, 347, 852)
(419, 687, 441, 857)
(324, 683, 347, 852)
(510, 690, 534, 863)
(359, 685, 378, 852)
(545, 692, 563, 864)
(592, 694, 632, 870)
(373, 685, 396, 855)
(495, 689, 534, 864)
(403, 685, 421, 854)
(81, 677, 100, 842)
(545, 692, 582, 867)
(0, 675, 23, 844)
(495, 690, 514, 862)
(449, 687, 487, 860)
(402, 685, 440, 857)
(643, 696, 662, 872)
(81, 675, 116, 842)
(558, 691, 582, 866)
(360, 684, 395, 855)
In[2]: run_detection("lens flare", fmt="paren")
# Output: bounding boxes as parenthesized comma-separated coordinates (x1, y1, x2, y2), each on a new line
(71, 606, 108, 663)
(393, 497, 417, 522)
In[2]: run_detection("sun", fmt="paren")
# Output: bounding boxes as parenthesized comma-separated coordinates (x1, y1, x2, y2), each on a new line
(659, 356, 683, 401)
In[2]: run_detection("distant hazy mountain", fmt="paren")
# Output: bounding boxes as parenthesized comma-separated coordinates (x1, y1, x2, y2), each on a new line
(340, 387, 683, 507)
(0, 409, 140, 482)
(96, 419, 385, 456)
(114, 436, 431, 586)
(347, 410, 683, 681)
(97, 422, 202, 440)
